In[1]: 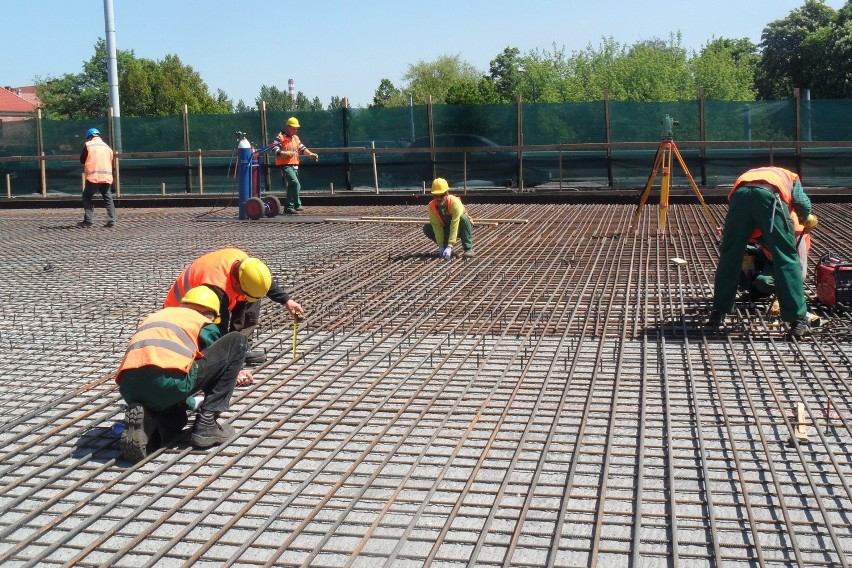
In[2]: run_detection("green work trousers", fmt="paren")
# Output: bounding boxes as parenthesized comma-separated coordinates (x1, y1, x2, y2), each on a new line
(281, 166, 302, 211)
(713, 185, 806, 322)
(423, 214, 474, 250)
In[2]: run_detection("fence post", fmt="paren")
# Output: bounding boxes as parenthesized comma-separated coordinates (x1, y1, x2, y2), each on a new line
(517, 94, 524, 191)
(343, 97, 352, 191)
(260, 100, 272, 192)
(604, 90, 613, 187)
(426, 96, 435, 183)
(794, 88, 802, 176)
(198, 149, 204, 194)
(699, 86, 706, 186)
(183, 104, 192, 193)
(36, 109, 46, 197)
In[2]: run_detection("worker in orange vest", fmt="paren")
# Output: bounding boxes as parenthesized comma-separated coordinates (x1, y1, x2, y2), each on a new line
(708, 166, 814, 337)
(163, 247, 305, 364)
(423, 178, 475, 259)
(116, 286, 251, 461)
(78, 128, 116, 228)
(275, 116, 318, 214)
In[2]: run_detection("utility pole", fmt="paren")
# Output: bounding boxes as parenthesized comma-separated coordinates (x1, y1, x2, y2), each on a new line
(104, 0, 122, 151)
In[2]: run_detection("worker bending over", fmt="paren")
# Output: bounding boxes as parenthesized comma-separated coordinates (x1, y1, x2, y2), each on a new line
(163, 247, 305, 364)
(423, 178, 475, 259)
(708, 166, 814, 337)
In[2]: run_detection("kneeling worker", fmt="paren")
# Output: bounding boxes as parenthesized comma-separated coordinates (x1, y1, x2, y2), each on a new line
(423, 178, 474, 259)
(117, 286, 249, 461)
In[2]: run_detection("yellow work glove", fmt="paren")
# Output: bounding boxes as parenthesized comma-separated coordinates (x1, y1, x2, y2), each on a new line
(803, 214, 818, 232)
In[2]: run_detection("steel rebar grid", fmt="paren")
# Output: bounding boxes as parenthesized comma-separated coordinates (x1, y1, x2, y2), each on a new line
(0, 203, 849, 567)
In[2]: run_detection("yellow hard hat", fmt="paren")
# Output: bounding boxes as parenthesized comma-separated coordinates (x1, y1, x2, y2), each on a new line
(431, 178, 449, 195)
(238, 257, 272, 302)
(286, 117, 300, 128)
(180, 286, 221, 324)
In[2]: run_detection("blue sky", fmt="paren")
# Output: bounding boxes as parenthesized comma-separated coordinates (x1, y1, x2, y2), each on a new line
(2, 0, 847, 108)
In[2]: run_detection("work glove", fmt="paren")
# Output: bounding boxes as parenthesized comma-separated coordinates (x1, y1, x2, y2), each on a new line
(803, 214, 818, 232)
(441, 246, 453, 260)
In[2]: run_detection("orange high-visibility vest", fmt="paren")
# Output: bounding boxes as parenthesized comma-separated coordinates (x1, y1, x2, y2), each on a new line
(274, 133, 301, 166)
(116, 307, 210, 382)
(163, 248, 247, 311)
(84, 139, 114, 184)
(428, 194, 465, 225)
(729, 167, 801, 240)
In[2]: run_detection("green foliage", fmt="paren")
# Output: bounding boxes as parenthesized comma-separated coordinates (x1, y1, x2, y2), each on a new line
(692, 38, 759, 100)
(756, 0, 836, 99)
(801, 3, 852, 98)
(258, 85, 323, 112)
(36, 40, 230, 119)
(401, 55, 483, 104)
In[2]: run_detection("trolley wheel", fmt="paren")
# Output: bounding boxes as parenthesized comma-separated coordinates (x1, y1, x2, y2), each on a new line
(245, 197, 264, 220)
(262, 195, 281, 217)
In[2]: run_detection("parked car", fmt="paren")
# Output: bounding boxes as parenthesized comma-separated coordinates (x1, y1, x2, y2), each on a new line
(405, 134, 550, 188)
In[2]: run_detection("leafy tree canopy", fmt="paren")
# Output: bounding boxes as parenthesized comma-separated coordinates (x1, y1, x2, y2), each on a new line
(36, 39, 231, 119)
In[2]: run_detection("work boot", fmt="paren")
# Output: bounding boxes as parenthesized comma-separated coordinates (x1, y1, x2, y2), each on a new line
(706, 310, 725, 327)
(190, 413, 235, 448)
(787, 318, 810, 338)
(244, 347, 267, 365)
(119, 402, 155, 462)
(76, 221, 93, 229)
(104, 221, 115, 228)
(462, 249, 475, 259)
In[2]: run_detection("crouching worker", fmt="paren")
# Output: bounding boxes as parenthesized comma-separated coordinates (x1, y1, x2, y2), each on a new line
(116, 286, 250, 461)
(423, 178, 475, 260)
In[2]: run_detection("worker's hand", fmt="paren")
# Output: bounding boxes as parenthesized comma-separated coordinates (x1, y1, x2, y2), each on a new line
(803, 214, 818, 232)
(237, 369, 254, 386)
(311, 153, 319, 161)
(441, 246, 453, 260)
(286, 299, 305, 320)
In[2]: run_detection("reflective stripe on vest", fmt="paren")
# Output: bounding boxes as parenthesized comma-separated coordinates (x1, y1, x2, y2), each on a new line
(117, 307, 209, 380)
(84, 139, 114, 184)
(274, 134, 301, 166)
(163, 248, 247, 311)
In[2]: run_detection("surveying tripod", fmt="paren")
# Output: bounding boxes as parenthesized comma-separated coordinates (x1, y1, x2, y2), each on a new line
(629, 116, 719, 237)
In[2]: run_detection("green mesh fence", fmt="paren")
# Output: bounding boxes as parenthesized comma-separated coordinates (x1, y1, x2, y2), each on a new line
(3, 98, 852, 196)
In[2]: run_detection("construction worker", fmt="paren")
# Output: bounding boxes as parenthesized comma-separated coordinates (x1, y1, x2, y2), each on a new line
(708, 166, 813, 337)
(117, 286, 251, 461)
(423, 178, 475, 259)
(163, 247, 305, 364)
(741, 212, 818, 299)
(78, 128, 116, 228)
(275, 116, 319, 214)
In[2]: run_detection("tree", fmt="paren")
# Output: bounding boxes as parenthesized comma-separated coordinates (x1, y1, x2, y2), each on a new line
(257, 86, 320, 112)
(756, 0, 836, 99)
(801, 2, 852, 98)
(36, 40, 231, 118)
(401, 55, 482, 104)
(692, 38, 759, 100)
(488, 47, 524, 102)
(371, 79, 404, 108)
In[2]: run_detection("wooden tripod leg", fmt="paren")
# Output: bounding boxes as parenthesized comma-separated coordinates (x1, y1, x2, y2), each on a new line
(658, 144, 672, 237)
(630, 146, 665, 232)
(671, 143, 720, 231)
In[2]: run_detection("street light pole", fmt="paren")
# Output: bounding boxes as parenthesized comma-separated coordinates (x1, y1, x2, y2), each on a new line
(517, 65, 537, 102)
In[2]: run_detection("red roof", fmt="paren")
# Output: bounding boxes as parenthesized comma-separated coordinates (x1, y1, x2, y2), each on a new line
(0, 86, 38, 114)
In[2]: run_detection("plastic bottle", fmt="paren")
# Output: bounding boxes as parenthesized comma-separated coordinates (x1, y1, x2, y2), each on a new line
(111, 421, 125, 436)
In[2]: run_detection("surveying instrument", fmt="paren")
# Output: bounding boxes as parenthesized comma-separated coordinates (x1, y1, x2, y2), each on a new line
(629, 115, 720, 237)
